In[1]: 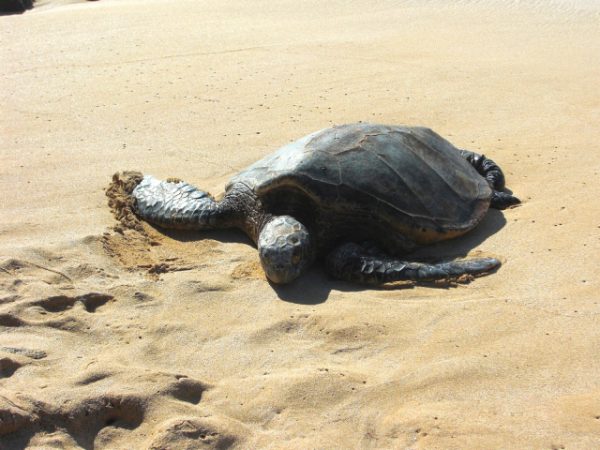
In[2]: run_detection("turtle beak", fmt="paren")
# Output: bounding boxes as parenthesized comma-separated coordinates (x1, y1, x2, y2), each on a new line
(264, 266, 302, 284)
(259, 247, 304, 284)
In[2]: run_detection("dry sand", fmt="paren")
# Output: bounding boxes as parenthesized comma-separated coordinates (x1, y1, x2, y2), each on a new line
(1, 0, 600, 448)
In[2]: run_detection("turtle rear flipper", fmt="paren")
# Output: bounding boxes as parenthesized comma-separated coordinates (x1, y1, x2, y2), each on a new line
(490, 191, 520, 210)
(130, 175, 237, 230)
(460, 149, 520, 210)
(326, 242, 500, 285)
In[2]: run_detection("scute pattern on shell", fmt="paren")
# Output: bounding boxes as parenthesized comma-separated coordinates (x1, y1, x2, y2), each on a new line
(228, 123, 492, 244)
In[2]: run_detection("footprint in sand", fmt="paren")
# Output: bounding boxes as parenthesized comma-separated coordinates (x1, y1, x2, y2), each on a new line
(0, 356, 22, 378)
(31, 293, 114, 313)
(0, 368, 215, 447)
(148, 417, 247, 450)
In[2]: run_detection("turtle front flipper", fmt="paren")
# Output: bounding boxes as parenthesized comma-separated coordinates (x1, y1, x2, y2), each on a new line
(326, 242, 500, 285)
(108, 172, 238, 231)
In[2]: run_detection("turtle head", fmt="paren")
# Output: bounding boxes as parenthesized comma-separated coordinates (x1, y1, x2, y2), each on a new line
(257, 216, 313, 284)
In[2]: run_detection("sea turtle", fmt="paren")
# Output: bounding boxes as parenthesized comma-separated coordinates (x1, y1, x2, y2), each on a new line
(109, 123, 519, 285)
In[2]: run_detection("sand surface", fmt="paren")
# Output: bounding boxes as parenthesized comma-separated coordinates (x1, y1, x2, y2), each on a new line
(1, 0, 600, 448)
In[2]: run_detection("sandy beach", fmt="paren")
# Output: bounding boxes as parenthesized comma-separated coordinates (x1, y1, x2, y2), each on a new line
(1, 0, 600, 448)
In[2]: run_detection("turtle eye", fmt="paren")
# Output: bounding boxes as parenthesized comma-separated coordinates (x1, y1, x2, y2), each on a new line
(291, 249, 301, 265)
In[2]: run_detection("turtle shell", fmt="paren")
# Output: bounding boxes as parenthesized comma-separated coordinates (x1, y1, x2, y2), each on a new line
(226, 123, 492, 248)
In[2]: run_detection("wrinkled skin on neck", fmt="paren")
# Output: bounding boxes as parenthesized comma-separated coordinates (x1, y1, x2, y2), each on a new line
(224, 184, 315, 284)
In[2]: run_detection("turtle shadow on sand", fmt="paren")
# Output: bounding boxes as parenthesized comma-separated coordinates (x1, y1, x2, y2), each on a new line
(272, 210, 507, 304)
(157, 227, 254, 247)
(408, 209, 507, 261)
(150, 209, 507, 305)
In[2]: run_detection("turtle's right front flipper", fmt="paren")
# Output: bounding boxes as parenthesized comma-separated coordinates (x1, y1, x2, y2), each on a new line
(108, 172, 237, 230)
(326, 242, 500, 285)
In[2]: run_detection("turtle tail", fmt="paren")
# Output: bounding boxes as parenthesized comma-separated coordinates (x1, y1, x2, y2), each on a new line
(107, 172, 238, 231)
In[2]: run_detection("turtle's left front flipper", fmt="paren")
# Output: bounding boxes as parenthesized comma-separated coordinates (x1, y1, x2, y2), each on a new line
(326, 242, 500, 285)
(108, 172, 237, 231)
